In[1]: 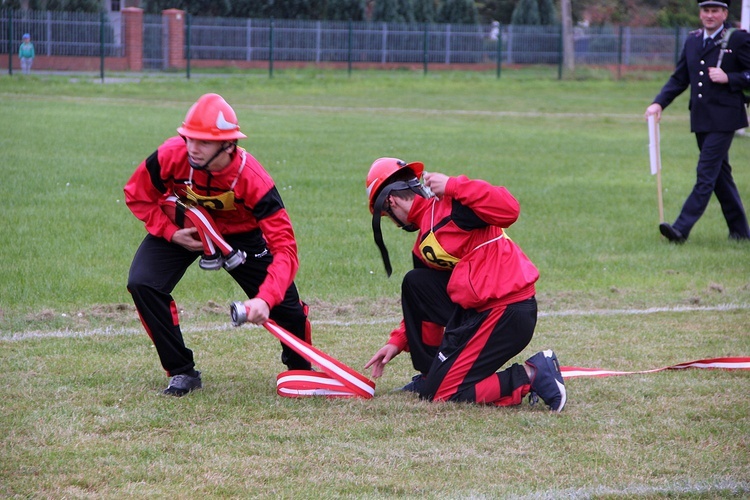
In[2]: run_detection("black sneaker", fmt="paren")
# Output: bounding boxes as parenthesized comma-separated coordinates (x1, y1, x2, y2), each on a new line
(397, 373, 426, 393)
(525, 350, 566, 412)
(163, 371, 202, 396)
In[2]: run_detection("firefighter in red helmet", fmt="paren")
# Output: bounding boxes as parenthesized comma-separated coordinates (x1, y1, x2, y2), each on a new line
(124, 93, 312, 396)
(364, 158, 567, 412)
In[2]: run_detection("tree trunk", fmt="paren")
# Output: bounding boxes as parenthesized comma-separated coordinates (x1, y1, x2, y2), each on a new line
(560, 0, 574, 77)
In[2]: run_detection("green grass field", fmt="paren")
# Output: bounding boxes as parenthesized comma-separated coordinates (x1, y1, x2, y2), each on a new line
(1, 68, 748, 498)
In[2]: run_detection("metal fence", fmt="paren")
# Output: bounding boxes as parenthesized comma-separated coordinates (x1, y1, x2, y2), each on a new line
(143, 13, 164, 69)
(1, 9, 691, 70)
(183, 18, 688, 67)
(1, 10, 124, 57)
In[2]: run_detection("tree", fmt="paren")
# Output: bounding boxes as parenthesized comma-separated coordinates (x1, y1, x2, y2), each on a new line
(436, 0, 478, 24)
(654, 0, 699, 27)
(561, 0, 574, 76)
(228, 0, 268, 18)
(143, 0, 232, 16)
(26, 0, 100, 11)
(413, 0, 436, 23)
(475, 0, 517, 25)
(324, 0, 366, 20)
(372, 0, 415, 22)
(268, 0, 320, 19)
(510, 0, 539, 25)
(538, 0, 556, 24)
(4, 0, 26, 8)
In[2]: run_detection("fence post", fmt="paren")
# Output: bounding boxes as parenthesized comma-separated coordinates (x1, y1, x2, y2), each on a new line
(6, 10, 10, 76)
(316, 20, 321, 63)
(186, 13, 191, 80)
(100, 10, 105, 81)
(617, 25, 623, 80)
(46, 11, 51, 56)
(674, 26, 680, 66)
(496, 24, 502, 79)
(269, 18, 274, 79)
(558, 23, 563, 80)
(348, 19, 352, 77)
(444, 24, 450, 64)
(423, 23, 428, 75)
(624, 26, 631, 66)
(381, 23, 387, 64)
(246, 19, 252, 61)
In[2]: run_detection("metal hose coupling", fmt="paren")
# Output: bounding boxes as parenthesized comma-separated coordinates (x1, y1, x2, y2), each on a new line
(223, 249, 247, 271)
(230, 301, 247, 326)
(199, 252, 224, 271)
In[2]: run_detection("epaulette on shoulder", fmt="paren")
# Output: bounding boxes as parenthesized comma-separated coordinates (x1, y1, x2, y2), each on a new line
(690, 29, 702, 37)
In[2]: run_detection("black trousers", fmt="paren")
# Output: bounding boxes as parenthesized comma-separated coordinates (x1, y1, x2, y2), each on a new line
(127, 232, 311, 377)
(401, 268, 535, 404)
(674, 131, 750, 239)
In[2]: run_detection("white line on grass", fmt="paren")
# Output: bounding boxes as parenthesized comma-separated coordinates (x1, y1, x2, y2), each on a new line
(518, 478, 749, 499)
(3, 303, 748, 342)
(1, 93, 684, 122)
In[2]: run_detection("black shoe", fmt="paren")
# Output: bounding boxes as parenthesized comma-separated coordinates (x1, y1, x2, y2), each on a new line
(525, 350, 567, 412)
(396, 374, 426, 393)
(163, 371, 202, 396)
(729, 233, 750, 242)
(659, 223, 686, 244)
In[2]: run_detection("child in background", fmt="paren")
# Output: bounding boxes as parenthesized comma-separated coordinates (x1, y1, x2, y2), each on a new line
(19, 34, 35, 74)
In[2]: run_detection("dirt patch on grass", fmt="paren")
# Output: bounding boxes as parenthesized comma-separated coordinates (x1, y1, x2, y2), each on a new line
(8, 296, 403, 334)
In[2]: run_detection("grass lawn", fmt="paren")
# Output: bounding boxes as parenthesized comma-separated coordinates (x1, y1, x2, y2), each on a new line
(1, 67, 748, 498)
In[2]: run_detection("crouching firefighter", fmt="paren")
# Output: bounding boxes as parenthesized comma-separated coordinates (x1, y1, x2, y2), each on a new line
(125, 93, 311, 396)
(363, 157, 567, 411)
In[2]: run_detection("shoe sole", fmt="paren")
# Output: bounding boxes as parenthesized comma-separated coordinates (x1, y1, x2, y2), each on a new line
(552, 378, 566, 413)
(659, 224, 686, 244)
(162, 385, 201, 397)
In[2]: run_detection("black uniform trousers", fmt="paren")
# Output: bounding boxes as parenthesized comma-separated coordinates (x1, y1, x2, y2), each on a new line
(127, 231, 311, 377)
(673, 132, 750, 240)
(400, 268, 534, 404)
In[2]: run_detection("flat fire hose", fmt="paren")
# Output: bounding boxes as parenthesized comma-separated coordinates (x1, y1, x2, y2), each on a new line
(263, 320, 375, 399)
(560, 357, 750, 379)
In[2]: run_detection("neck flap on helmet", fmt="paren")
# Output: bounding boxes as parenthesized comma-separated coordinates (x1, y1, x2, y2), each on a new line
(371, 178, 433, 277)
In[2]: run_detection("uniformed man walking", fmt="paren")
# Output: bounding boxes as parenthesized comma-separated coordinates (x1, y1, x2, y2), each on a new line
(645, 0, 750, 243)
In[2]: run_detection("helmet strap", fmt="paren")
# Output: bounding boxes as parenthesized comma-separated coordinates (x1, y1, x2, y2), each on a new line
(187, 141, 234, 171)
(370, 179, 429, 277)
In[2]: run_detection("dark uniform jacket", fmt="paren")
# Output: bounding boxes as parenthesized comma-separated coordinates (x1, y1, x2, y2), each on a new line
(654, 25, 750, 133)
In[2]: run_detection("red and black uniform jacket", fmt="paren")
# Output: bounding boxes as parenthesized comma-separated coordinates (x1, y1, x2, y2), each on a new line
(124, 136, 298, 309)
(387, 175, 539, 351)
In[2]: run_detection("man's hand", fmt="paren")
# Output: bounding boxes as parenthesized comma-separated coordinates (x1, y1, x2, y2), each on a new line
(364, 343, 400, 379)
(171, 227, 203, 252)
(645, 103, 663, 122)
(708, 66, 729, 84)
(423, 172, 449, 199)
(241, 298, 270, 325)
